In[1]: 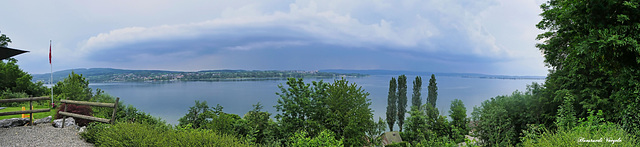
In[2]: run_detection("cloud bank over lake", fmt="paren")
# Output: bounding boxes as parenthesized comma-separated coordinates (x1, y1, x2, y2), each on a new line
(3, 0, 548, 76)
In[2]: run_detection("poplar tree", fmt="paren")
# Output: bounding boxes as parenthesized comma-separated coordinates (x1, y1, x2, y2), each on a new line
(386, 77, 397, 131)
(427, 74, 438, 107)
(396, 75, 407, 131)
(411, 76, 422, 109)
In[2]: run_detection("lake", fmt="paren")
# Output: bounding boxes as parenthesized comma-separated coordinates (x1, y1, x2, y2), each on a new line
(88, 75, 544, 125)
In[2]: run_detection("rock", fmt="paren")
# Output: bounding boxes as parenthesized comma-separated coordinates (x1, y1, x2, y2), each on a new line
(78, 126, 87, 133)
(0, 118, 30, 128)
(53, 117, 76, 128)
(34, 116, 52, 125)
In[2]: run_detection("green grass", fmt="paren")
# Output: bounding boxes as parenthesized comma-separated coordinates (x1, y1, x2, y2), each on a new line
(0, 106, 56, 120)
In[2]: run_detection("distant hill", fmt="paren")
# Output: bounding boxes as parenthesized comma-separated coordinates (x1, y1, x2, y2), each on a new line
(31, 68, 178, 83)
(31, 68, 366, 83)
(319, 69, 546, 80)
(32, 68, 545, 83)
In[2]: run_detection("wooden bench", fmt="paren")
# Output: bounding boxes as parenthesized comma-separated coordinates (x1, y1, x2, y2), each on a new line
(0, 96, 51, 126)
(59, 97, 119, 128)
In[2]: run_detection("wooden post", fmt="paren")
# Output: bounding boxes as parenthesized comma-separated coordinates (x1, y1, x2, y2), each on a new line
(29, 99, 33, 126)
(110, 97, 119, 124)
(62, 99, 67, 128)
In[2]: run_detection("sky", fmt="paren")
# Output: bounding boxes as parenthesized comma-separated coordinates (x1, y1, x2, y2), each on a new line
(1, 0, 550, 76)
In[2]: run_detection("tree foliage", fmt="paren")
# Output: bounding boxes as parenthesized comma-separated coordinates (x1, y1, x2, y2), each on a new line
(523, 110, 639, 147)
(289, 130, 343, 147)
(396, 75, 407, 132)
(274, 78, 327, 141)
(178, 100, 210, 129)
(366, 117, 387, 146)
(53, 71, 93, 101)
(403, 104, 452, 144)
(427, 74, 438, 107)
(0, 58, 47, 97)
(275, 78, 374, 146)
(0, 32, 10, 47)
(411, 76, 422, 109)
(449, 99, 468, 143)
(537, 0, 640, 134)
(472, 84, 545, 146)
(386, 77, 397, 131)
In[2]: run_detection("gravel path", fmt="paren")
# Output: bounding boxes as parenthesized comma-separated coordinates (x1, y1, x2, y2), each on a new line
(0, 123, 93, 147)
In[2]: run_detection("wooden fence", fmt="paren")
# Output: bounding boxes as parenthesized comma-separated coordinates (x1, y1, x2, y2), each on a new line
(59, 97, 119, 128)
(0, 96, 51, 126)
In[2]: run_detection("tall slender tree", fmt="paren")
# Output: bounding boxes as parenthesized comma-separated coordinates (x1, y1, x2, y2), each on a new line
(411, 76, 422, 109)
(397, 75, 407, 132)
(427, 74, 438, 107)
(386, 77, 397, 131)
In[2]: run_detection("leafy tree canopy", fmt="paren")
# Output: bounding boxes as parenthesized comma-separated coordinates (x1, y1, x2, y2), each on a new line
(537, 0, 640, 133)
(53, 71, 93, 101)
(275, 78, 374, 146)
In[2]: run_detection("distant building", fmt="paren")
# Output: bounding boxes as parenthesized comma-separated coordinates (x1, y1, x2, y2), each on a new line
(381, 131, 403, 146)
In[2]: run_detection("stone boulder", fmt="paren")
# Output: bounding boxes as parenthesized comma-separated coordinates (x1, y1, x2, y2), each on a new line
(53, 117, 76, 128)
(34, 116, 52, 125)
(0, 118, 30, 128)
(78, 126, 87, 133)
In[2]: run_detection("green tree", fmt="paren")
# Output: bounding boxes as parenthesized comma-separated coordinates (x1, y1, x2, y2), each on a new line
(537, 0, 640, 134)
(386, 77, 397, 131)
(274, 78, 327, 141)
(427, 74, 438, 107)
(0, 31, 11, 47)
(449, 99, 468, 143)
(403, 104, 451, 144)
(411, 76, 422, 109)
(178, 100, 210, 129)
(290, 130, 343, 147)
(403, 105, 430, 143)
(275, 78, 374, 146)
(366, 117, 386, 146)
(472, 102, 514, 146)
(555, 89, 577, 131)
(238, 102, 277, 145)
(0, 58, 47, 96)
(471, 89, 543, 146)
(0, 32, 47, 97)
(322, 78, 374, 146)
(396, 75, 407, 132)
(53, 71, 92, 101)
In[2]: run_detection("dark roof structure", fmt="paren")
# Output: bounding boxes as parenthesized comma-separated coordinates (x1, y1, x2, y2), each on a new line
(0, 46, 29, 60)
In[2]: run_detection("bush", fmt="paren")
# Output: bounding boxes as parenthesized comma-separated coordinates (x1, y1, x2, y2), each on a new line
(81, 122, 248, 147)
(0, 91, 29, 107)
(522, 110, 639, 146)
(55, 103, 93, 126)
(289, 130, 344, 147)
(385, 141, 409, 147)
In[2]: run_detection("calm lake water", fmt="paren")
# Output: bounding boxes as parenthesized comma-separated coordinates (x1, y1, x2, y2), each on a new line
(88, 75, 544, 125)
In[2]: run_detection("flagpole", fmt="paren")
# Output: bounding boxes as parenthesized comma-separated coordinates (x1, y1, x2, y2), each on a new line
(50, 40, 53, 107)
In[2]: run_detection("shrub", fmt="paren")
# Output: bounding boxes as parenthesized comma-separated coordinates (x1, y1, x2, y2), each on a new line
(289, 130, 344, 147)
(522, 110, 639, 146)
(55, 103, 93, 126)
(385, 141, 409, 147)
(0, 91, 29, 107)
(82, 122, 248, 147)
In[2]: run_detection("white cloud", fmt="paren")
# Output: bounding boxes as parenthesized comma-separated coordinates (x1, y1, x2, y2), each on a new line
(80, 0, 502, 55)
(4, 0, 549, 75)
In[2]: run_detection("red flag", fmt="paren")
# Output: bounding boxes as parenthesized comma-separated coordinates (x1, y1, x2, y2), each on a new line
(49, 41, 51, 64)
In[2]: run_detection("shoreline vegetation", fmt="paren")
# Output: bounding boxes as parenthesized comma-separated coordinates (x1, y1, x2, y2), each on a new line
(31, 68, 545, 83)
(32, 68, 367, 83)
